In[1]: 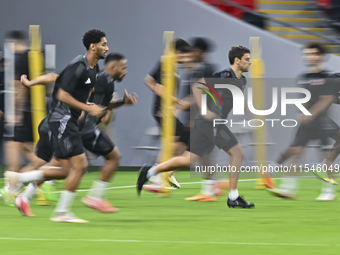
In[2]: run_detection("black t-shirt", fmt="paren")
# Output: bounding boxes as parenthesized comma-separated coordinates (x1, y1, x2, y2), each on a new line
(80, 71, 115, 134)
(149, 61, 162, 116)
(49, 55, 99, 121)
(329, 72, 340, 103)
(296, 70, 338, 130)
(297, 70, 337, 115)
(148, 61, 180, 117)
(15, 51, 31, 112)
(208, 67, 247, 119)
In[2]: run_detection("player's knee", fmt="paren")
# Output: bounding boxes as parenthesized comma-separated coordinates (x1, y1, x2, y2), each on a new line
(184, 156, 191, 168)
(106, 149, 121, 163)
(230, 144, 244, 160)
(77, 158, 88, 172)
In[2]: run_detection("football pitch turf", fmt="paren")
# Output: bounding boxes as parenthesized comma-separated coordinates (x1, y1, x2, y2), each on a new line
(0, 167, 339, 255)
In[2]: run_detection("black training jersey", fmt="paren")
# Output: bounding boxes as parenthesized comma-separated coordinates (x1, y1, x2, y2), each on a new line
(49, 55, 99, 122)
(208, 67, 247, 119)
(15, 51, 31, 113)
(80, 71, 115, 134)
(297, 70, 337, 117)
(148, 61, 180, 117)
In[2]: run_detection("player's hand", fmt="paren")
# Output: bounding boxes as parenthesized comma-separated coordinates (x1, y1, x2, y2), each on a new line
(20, 75, 31, 87)
(88, 104, 106, 118)
(123, 89, 138, 105)
(203, 110, 216, 121)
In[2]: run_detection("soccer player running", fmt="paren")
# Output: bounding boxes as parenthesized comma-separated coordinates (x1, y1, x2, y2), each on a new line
(10, 53, 136, 217)
(138, 45, 255, 208)
(6, 29, 107, 222)
(80, 53, 136, 212)
(1, 31, 43, 205)
(269, 42, 340, 200)
(144, 39, 193, 189)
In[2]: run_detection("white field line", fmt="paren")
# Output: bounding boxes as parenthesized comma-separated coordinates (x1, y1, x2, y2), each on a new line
(54, 179, 258, 193)
(0, 237, 332, 246)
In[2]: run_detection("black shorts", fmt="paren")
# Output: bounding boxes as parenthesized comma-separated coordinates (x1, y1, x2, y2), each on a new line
(178, 127, 190, 149)
(154, 115, 184, 137)
(36, 119, 56, 162)
(82, 128, 115, 157)
(292, 117, 339, 147)
(190, 119, 238, 157)
(48, 118, 84, 160)
(13, 111, 33, 143)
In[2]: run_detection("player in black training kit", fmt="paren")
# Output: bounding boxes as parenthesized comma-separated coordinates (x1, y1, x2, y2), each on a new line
(6, 29, 108, 222)
(11, 53, 135, 217)
(269, 42, 340, 200)
(80, 53, 136, 212)
(144, 39, 194, 189)
(138, 45, 255, 208)
(1, 31, 44, 206)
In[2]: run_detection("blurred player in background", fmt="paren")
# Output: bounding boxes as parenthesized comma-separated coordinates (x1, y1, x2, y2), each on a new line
(183, 37, 229, 201)
(144, 39, 193, 190)
(1, 31, 43, 205)
(138, 45, 255, 208)
(269, 42, 339, 200)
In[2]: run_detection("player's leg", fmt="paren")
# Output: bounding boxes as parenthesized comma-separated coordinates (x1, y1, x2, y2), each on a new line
(137, 151, 196, 195)
(51, 154, 88, 223)
(2, 127, 33, 205)
(81, 130, 120, 212)
(315, 131, 340, 200)
(269, 126, 312, 198)
(49, 118, 89, 223)
(184, 130, 222, 202)
(214, 125, 254, 208)
(151, 116, 183, 188)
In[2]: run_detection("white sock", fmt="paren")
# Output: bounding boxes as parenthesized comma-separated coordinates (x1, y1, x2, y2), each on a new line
(14, 183, 24, 193)
(54, 190, 75, 213)
(5, 180, 11, 192)
(321, 182, 334, 194)
(22, 183, 37, 202)
(279, 177, 297, 193)
(201, 179, 215, 196)
(150, 174, 161, 185)
(228, 189, 239, 200)
(147, 164, 158, 179)
(17, 170, 44, 183)
(45, 180, 56, 185)
(87, 180, 108, 200)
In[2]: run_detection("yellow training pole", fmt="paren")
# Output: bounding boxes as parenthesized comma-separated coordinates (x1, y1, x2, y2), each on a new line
(160, 31, 176, 196)
(28, 25, 46, 145)
(249, 37, 269, 189)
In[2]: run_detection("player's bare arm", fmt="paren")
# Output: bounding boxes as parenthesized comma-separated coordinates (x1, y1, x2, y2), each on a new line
(57, 88, 105, 118)
(20, 73, 59, 87)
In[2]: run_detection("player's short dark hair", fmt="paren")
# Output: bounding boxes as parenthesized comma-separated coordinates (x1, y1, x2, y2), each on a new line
(5, 30, 27, 41)
(229, 45, 250, 65)
(190, 37, 213, 52)
(304, 42, 326, 55)
(175, 39, 191, 53)
(82, 29, 106, 50)
(105, 53, 125, 65)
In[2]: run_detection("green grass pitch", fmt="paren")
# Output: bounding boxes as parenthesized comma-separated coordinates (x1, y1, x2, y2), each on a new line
(0, 167, 339, 255)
